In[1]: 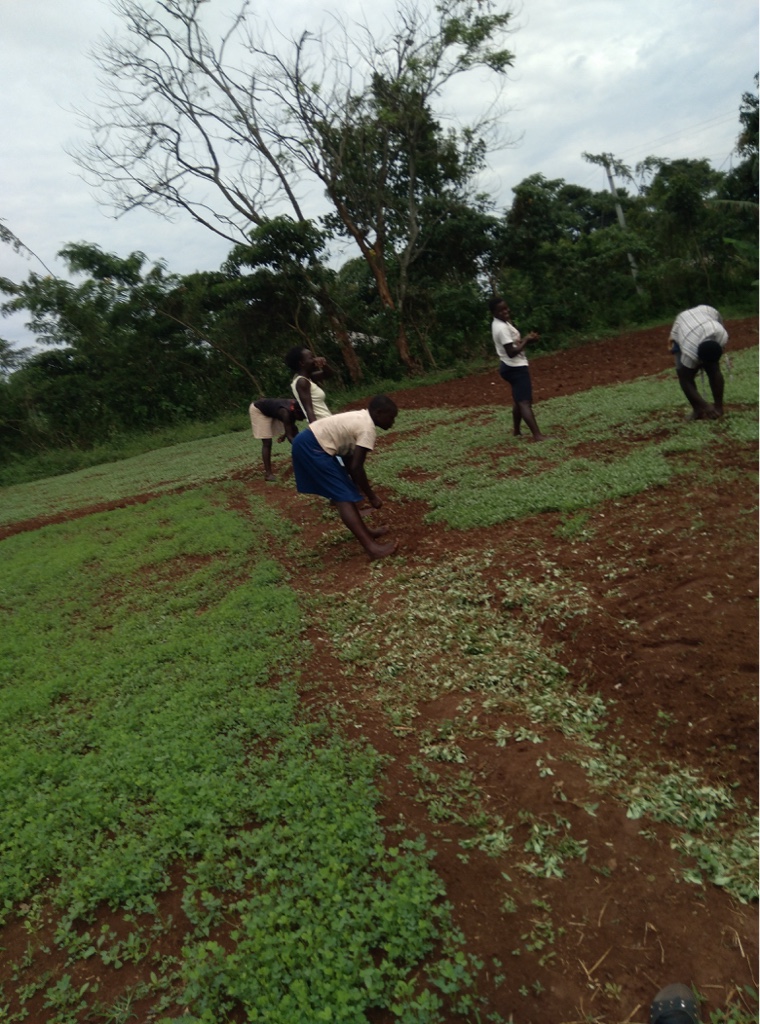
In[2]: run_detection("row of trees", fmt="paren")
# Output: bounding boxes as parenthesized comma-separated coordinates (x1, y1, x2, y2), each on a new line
(0, 0, 757, 460)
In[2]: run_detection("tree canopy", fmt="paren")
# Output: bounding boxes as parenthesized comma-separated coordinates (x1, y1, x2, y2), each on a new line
(72, 0, 516, 369)
(1, 61, 757, 467)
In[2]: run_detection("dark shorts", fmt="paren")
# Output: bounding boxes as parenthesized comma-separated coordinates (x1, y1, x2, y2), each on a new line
(292, 429, 362, 503)
(498, 363, 533, 404)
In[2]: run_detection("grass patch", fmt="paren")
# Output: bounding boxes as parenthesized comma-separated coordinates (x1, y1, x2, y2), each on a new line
(0, 431, 256, 526)
(2, 349, 755, 530)
(0, 345, 756, 1020)
(0, 490, 482, 1022)
(375, 347, 758, 527)
(0, 411, 249, 489)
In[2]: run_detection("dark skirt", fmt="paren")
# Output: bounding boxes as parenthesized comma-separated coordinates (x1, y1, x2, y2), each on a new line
(498, 362, 533, 403)
(292, 429, 362, 503)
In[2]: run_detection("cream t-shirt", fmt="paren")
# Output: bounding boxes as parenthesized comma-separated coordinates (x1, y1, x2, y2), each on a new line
(492, 318, 528, 368)
(310, 410, 376, 457)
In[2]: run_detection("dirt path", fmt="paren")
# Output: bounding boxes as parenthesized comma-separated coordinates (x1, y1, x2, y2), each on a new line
(2, 318, 757, 1023)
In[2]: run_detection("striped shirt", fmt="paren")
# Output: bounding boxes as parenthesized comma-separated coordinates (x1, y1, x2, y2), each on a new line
(670, 306, 728, 369)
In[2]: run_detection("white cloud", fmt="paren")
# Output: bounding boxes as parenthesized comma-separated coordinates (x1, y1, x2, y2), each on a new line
(1, 0, 757, 346)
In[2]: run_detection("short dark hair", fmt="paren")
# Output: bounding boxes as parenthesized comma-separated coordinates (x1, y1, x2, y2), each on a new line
(697, 339, 723, 364)
(368, 394, 398, 417)
(284, 346, 307, 373)
(488, 296, 505, 315)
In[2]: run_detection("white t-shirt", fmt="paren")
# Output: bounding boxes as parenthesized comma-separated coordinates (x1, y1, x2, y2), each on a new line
(492, 318, 528, 368)
(310, 409, 376, 457)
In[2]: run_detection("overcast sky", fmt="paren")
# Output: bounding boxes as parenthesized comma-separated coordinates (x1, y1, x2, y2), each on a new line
(1, 0, 757, 349)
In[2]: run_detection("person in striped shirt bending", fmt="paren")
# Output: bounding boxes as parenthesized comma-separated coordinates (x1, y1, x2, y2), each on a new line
(668, 305, 729, 420)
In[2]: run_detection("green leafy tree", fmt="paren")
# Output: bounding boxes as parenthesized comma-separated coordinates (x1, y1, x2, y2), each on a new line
(268, 0, 514, 369)
(489, 173, 645, 334)
(74, 0, 515, 376)
(717, 77, 759, 291)
(722, 74, 759, 203)
(179, 218, 339, 393)
(0, 244, 227, 446)
(631, 157, 742, 304)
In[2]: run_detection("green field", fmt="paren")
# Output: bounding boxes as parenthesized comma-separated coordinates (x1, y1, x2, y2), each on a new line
(0, 350, 757, 1023)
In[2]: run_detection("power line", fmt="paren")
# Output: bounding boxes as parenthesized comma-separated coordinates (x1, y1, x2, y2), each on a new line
(616, 110, 738, 159)
(578, 110, 739, 189)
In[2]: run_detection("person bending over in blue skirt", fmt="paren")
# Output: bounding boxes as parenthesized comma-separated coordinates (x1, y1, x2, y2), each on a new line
(291, 395, 398, 559)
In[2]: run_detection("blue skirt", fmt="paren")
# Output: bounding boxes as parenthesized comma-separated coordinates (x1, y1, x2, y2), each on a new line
(292, 429, 362, 503)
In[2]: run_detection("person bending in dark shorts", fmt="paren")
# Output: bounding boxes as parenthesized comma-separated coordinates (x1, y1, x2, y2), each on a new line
(489, 297, 546, 442)
(249, 397, 304, 480)
(668, 305, 729, 420)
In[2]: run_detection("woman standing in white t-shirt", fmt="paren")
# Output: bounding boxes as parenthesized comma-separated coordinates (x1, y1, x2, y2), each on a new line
(489, 296, 546, 442)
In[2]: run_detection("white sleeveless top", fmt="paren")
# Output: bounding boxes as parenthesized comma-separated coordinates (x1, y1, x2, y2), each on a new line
(291, 375, 331, 420)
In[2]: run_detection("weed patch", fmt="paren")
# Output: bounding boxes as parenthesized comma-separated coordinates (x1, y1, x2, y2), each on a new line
(374, 347, 758, 527)
(0, 489, 480, 1021)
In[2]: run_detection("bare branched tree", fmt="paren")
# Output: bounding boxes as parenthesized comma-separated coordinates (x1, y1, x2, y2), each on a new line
(74, 0, 301, 243)
(73, 0, 365, 378)
(73, 0, 514, 373)
(256, 0, 514, 367)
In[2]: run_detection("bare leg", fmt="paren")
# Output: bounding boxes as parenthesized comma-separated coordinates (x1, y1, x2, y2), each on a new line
(517, 400, 546, 441)
(512, 403, 522, 436)
(677, 367, 718, 419)
(334, 501, 398, 559)
(330, 500, 371, 517)
(704, 361, 725, 416)
(262, 439, 275, 480)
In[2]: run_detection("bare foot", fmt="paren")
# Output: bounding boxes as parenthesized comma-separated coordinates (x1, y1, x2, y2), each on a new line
(368, 539, 399, 560)
(369, 525, 389, 539)
(530, 433, 548, 442)
(265, 473, 276, 481)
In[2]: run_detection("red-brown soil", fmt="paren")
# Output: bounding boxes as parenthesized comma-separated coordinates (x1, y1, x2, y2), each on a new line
(1, 319, 757, 1024)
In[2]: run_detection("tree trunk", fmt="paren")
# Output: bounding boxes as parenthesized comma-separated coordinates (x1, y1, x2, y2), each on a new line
(332, 199, 420, 372)
(328, 312, 363, 382)
(394, 320, 418, 373)
(365, 250, 421, 372)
